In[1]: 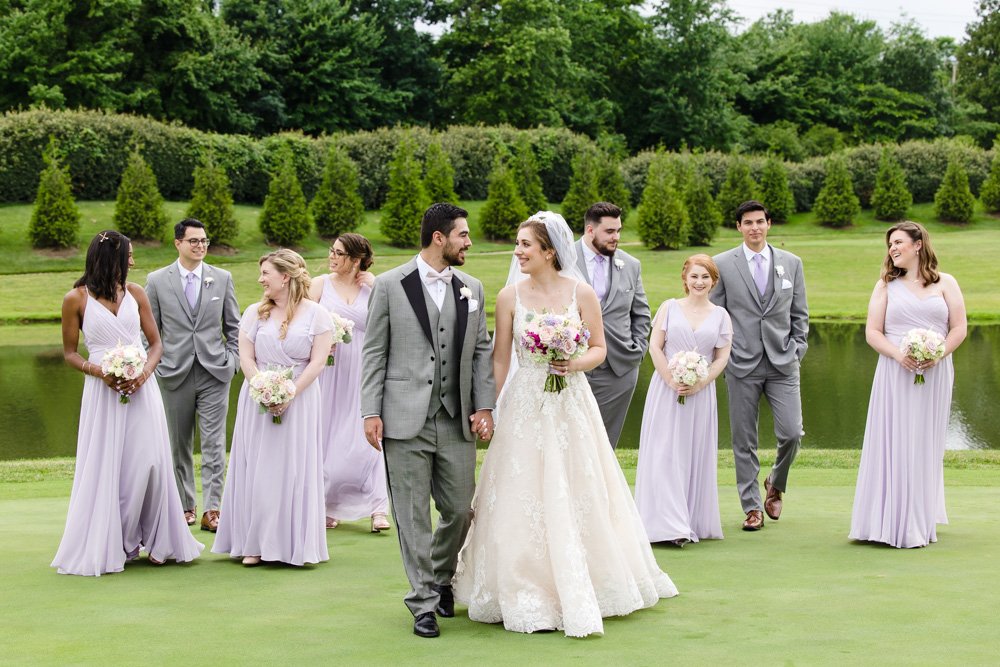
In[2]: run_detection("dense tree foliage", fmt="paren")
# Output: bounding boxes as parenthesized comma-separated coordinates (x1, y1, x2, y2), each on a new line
(934, 156, 976, 223)
(310, 144, 364, 238)
(187, 154, 239, 247)
(29, 138, 80, 249)
(113, 148, 168, 241)
(259, 149, 311, 245)
(813, 156, 861, 227)
(871, 149, 913, 221)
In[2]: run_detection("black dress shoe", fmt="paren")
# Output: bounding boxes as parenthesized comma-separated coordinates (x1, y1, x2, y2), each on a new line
(413, 612, 439, 638)
(433, 584, 455, 618)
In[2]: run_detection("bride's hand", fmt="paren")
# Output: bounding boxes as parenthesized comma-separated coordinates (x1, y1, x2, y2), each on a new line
(470, 410, 494, 441)
(548, 359, 570, 376)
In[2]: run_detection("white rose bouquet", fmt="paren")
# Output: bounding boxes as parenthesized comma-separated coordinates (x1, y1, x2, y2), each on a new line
(899, 328, 946, 385)
(326, 312, 355, 366)
(249, 367, 297, 423)
(667, 350, 710, 404)
(100, 342, 148, 404)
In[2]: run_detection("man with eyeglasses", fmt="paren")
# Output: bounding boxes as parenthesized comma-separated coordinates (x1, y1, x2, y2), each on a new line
(145, 218, 241, 533)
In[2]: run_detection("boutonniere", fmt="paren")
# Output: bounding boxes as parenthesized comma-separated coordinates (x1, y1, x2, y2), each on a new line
(775, 265, 785, 278)
(459, 285, 472, 300)
(614, 257, 625, 270)
(203, 276, 215, 288)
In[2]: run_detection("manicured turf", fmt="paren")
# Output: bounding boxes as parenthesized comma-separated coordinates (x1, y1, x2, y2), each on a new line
(3, 453, 998, 665)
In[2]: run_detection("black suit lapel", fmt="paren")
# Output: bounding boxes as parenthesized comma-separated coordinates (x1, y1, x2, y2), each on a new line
(401, 270, 434, 346)
(451, 275, 468, 360)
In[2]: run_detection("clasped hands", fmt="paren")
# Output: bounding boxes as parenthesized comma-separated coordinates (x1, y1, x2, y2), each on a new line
(365, 410, 495, 452)
(105, 371, 150, 397)
(898, 354, 938, 373)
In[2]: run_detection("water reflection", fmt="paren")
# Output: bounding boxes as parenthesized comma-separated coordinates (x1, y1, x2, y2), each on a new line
(1, 323, 998, 460)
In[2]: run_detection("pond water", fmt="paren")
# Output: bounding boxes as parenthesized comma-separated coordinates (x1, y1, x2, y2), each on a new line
(1, 323, 997, 460)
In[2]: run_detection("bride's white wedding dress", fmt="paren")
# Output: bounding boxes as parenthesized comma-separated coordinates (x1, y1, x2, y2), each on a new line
(454, 285, 677, 637)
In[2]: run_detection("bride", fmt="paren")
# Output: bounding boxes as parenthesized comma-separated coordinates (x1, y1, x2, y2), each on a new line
(453, 212, 677, 637)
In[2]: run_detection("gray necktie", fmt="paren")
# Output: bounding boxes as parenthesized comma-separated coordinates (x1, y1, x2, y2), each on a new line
(185, 272, 198, 310)
(592, 255, 607, 302)
(753, 253, 767, 296)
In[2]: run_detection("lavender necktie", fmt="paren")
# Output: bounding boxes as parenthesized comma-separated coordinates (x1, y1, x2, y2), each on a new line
(753, 253, 767, 296)
(185, 272, 198, 310)
(592, 255, 607, 302)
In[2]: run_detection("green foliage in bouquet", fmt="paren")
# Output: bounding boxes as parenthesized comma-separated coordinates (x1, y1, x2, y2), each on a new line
(637, 153, 689, 250)
(310, 144, 364, 239)
(934, 155, 976, 223)
(113, 148, 168, 242)
(29, 138, 80, 249)
(480, 155, 528, 241)
(259, 149, 311, 246)
(813, 156, 861, 227)
(187, 153, 239, 247)
(381, 136, 428, 247)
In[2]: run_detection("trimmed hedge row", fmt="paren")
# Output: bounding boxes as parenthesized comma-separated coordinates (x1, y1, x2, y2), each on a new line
(0, 109, 593, 210)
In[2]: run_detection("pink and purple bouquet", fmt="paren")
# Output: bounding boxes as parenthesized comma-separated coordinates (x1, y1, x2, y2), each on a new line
(520, 311, 591, 393)
(326, 312, 355, 366)
(667, 350, 710, 404)
(100, 341, 147, 404)
(249, 367, 297, 423)
(899, 328, 946, 385)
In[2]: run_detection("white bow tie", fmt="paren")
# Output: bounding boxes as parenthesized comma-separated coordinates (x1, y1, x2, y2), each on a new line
(424, 268, 453, 286)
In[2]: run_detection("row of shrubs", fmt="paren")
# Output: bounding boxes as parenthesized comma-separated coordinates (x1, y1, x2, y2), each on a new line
(2, 109, 996, 217)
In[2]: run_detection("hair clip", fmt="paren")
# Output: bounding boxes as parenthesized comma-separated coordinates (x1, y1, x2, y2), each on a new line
(98, 232, 109, 243)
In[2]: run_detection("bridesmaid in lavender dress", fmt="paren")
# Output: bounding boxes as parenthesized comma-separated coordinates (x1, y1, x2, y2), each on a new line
(850, 222, 967, 549)
(53, 231, 203, 576)
(213, 249, 333, 566)
(308, 234, 390, 533)
(635, 254, 732, 546)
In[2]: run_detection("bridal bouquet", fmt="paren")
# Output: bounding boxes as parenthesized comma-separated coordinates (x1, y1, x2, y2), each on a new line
(900, 328, 946, 385)
(249, 367, 297, 423)
(326, 312, 354, 366)
(100, 342, 147, 404)
(667, 350, 710, 404)
(520, 312, 591, 393)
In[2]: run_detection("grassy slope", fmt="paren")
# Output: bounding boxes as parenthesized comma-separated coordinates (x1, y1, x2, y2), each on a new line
(1, 201, 998, 336)
(2, 454, 998, 665)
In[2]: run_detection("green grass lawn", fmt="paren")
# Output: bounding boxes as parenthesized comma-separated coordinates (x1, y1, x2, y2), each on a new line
(1, 200, 998, 338)
(3, 452, 998, 665)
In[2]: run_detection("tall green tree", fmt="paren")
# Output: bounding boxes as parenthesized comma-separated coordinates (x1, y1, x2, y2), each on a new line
(957, 1, 1000, 130)
(561, 150, 601, 232)
(511, 136, 547, 215)
(597, 158, 632, 222)
(716, 159, 759, 226)
(381, 136, 428, 247)
(480, 156, 528, 241)
(759, 157, 795, 223)
(29, 138, 80, 249)
(684, 167, 721, 245)
(813, 156, 861, 227)
(310, 144, 364, 238)
(259, 149, 311, 246)
(113, 148, 168, 241)
(934, 156, 976, 223)
(979, 151, 1000, 213)
(187, 153, 239, 247)
(636, 152, 688, 249)
(423, 141, 458, 204)
(871, 148, 912, 221)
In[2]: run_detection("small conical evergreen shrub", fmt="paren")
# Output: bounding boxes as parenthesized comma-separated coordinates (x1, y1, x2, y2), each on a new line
(717, 159, 759, 226)
(871, 148, 912, 221)
(813, 156, 860, 227)
(934, 155, 976, 223)
(259, 149, 311, 246)
(977, 152, 1000, 214)
(311, 144, 364, 239)
(381, 136, 428, 247)
(512, 136, 546, 215)
(759, 157, 795, 224)
(113, 148, 168, 241)
(423, 141, 458, 204)
(637, 152, 689, 250)
(685, 168, 722, 246)
(561, 150, 601, 233)
(187, 153, 239, 247)
(597, 157, 632, 222)
(29, 137, 80, 249)
(480, 156, 528, 241)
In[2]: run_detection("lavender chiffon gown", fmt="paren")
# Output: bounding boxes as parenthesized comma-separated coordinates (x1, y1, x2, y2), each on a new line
(849, 280, 954, 548)
(52, 291, 203, 576)
(316, 278, 388, 521)
(635, 300, 731, 543)
(213, 300, 332, 565)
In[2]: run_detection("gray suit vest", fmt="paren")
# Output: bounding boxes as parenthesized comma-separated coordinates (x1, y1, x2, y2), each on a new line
(424, 288, 460, 419)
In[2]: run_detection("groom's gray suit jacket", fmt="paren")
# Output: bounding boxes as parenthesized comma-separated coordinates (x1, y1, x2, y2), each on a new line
(361, 259, 494, 441)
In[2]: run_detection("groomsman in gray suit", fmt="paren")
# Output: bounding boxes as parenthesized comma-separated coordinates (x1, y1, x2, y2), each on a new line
(361, 203, 495, 639)
(711, 201, 809, 531)
(145, 219, 240, 533)
(574, 201, 651, 448)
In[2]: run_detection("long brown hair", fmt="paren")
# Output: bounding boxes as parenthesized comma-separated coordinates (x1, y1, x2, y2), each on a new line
(881, 221, 939, 285)
(257, 249, 311, 339)
(517, 218, 562, 271)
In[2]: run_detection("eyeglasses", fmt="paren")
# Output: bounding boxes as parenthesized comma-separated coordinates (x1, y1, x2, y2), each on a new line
(184, 238, 211, 247)
(330, 249, 349, 257)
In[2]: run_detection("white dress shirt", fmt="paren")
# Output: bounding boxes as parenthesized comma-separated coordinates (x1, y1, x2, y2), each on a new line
(178, 260, 203, 302)
(415, 255, 450, 311)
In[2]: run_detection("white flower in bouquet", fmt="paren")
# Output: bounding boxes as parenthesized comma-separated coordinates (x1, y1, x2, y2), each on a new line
(667, 349, 710, 404)
(520, 311, 591, 393)
(327, 312, 355, 365)
(249, 367, 297, 423)
(100, 341, 148, 404)
(899, 328, 946, 385)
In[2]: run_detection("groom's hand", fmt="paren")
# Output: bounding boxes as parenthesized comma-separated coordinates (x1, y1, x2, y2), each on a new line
(364, 416, 383, 451)
(470, 410, 494, 442)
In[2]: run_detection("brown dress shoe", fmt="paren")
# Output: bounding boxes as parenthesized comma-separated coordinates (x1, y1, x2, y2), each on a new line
(742, 510, 764, 531)
(764, 477, 783, 521)
(184, 510, 197, 526)
(200, 510, 220, 533)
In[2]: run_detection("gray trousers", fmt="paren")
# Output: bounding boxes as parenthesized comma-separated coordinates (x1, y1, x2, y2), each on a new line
(383, 408, 476, 616)
(160, 364, 231, 512)
(585, 365, 640, 448)
(725, 357, 803, 513)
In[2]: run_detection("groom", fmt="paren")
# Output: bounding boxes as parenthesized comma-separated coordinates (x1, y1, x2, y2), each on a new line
(711, 201, 809, 531)
(574, 201, 651, 448)
(145, 218, 240, 533)
(362, 203, 495, 639)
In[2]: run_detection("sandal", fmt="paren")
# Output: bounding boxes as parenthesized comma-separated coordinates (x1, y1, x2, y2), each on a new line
(371, 513, 391, 533)
(326, 517, 339, 529)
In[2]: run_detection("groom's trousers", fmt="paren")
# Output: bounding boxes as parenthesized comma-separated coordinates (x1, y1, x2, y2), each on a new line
(383, 408, 476, 616)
